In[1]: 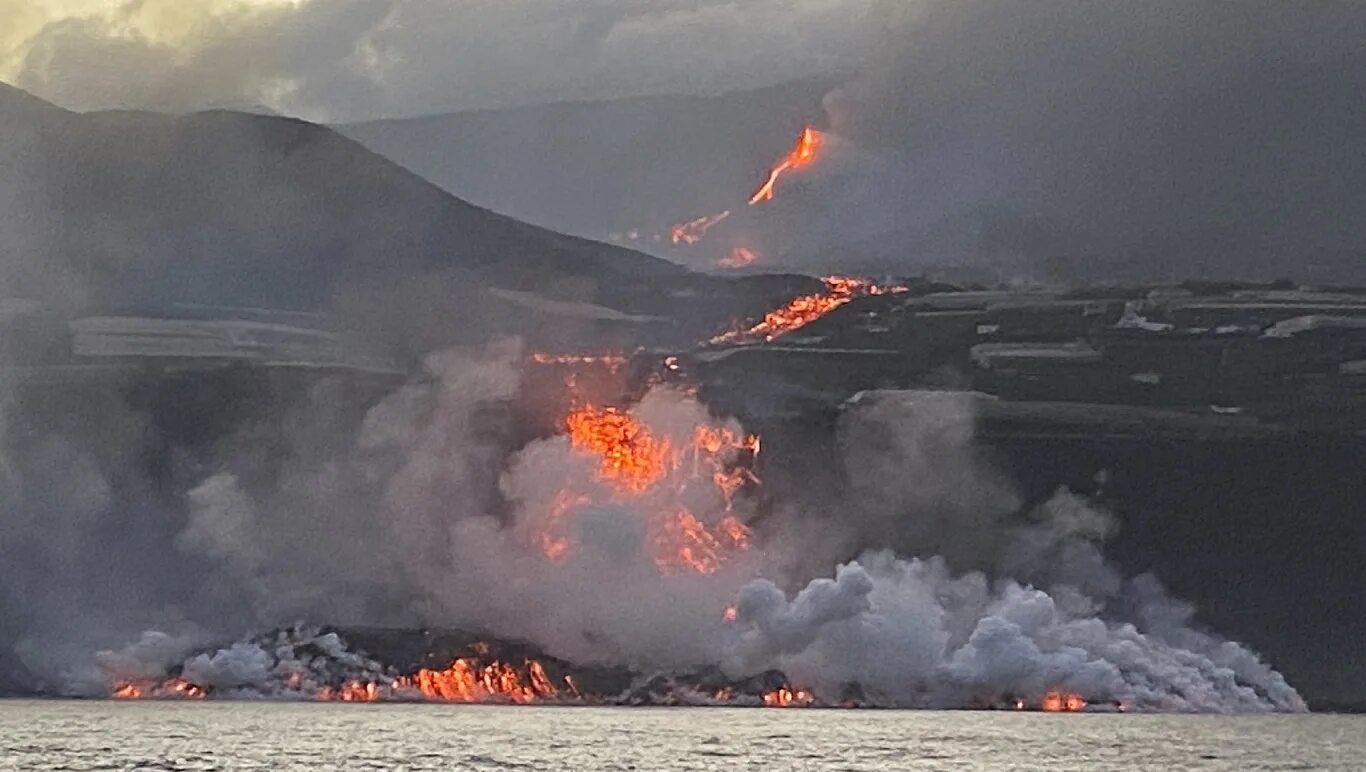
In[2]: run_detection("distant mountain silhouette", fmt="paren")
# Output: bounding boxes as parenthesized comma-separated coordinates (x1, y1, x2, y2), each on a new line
(338, 80, 836, 263)
(0, 83, 813, 354)
(341, 58, 1366, 286)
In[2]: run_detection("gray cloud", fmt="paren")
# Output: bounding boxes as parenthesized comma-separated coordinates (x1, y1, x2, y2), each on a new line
(803, 0, 1366, 281)
(11, 0, 872, 121)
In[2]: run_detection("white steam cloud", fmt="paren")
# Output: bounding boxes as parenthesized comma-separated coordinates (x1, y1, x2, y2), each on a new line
(21, 344, 1306, 712)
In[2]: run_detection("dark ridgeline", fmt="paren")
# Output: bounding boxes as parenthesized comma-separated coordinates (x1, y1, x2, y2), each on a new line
(337, 79, 838, 245)
(338, 5, 1366, 287)
(0, 82, 809, 358)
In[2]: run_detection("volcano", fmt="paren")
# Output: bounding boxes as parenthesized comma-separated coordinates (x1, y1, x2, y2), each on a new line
(0, 83, 810, 357)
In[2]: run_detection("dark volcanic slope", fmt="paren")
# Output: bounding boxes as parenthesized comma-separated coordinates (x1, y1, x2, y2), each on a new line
(337, 79, 835, 244)
(0, 82, 676, 307)
(0, 83, 812, 353)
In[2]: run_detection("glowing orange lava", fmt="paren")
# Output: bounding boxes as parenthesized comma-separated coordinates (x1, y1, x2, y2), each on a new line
(539, 397, 758, 574)
(319, 680, 381, 702)
(718, 246, 759, 269)
(565, 404, 674, 494)
(762, 686, 815, 707)
(1040, 691, 1087, 712)
(710, 275, 907, 345)
(749, 127, 824, 205)
(671, 211, 732, 245)
(112, 677, 205, 700)
(393, 657, 569, 704)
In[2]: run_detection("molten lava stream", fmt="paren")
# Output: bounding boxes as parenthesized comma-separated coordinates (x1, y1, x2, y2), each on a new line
(710, 275, 906, 346)
(762, 686, 815, 707)
(749, 127, 824, 205)
(394, 658, 564, 704)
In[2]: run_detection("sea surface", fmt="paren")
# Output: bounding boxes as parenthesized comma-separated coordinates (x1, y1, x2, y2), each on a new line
(2, 700, 1362, 771)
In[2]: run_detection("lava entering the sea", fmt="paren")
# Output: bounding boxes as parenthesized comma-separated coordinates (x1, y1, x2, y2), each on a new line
(112, 677, 205, 700)
(762, 686, 816, 707)
(1040, 691, 1088, 712)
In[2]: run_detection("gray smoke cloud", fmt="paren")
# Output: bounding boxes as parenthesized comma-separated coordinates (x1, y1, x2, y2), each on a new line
(798, 0, 1366, 281)
(9, 1, 1361, 282)
(15, 351, 1303, 712)
(7, 0, 871, 122)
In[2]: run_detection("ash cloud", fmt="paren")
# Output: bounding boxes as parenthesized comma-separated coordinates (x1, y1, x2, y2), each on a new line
(0, 339, 1305, 711)
(801, 0, 1366, 282)
(5, 0, 872, 122)
(9, 1, 1361, 281)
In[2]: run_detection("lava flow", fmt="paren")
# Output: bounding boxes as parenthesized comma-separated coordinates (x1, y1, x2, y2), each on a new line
(749, 126, 824, 205)
(672, 211, 731, 245)
(392, 656, 570, 704)
(534, 396, 759, 575)
(112, 677, 205, 700)
(718, 246, 759, 269)
(663, 125, 826, 262)
(1040, 691, 1088, 712)
(528, 352, 628, 371)
(762, 686, 815, 707)
(710, 275, 907, 345)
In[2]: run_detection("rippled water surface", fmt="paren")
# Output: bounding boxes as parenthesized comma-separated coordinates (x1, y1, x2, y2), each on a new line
(2, 700, 1362, 771)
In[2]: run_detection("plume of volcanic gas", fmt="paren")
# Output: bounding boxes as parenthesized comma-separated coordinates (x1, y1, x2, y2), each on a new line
(368, 374, 770, 672)
(64, 345, 1305, 712)
(715, 391, 1305, 712)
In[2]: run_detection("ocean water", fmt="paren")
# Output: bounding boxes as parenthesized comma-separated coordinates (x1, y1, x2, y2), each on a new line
(2, 701, 1362, 771)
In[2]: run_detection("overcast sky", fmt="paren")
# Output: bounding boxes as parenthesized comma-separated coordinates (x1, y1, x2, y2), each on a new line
(1, 0, 877, 121)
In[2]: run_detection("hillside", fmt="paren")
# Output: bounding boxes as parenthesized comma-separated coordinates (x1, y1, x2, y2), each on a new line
(340, 56, 1366, 285)
(337, 79, 835, 260)
(0, 84, 808, 355)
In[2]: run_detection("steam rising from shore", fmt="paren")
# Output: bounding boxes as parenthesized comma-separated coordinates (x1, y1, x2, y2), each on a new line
(1, 344, 1304, 711)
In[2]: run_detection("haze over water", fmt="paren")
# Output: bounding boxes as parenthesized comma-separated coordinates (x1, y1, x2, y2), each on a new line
(3, 701, 1362, 771)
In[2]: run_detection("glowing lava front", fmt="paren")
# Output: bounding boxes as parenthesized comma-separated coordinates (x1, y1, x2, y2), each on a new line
(536, 396, 759, 575)
(1040, 691, 1088, 712)
(112, 678, 205, 700)
(762, 686, 816, 707)
(710, 275, 907, 345)
(393, 656, 571, 704)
